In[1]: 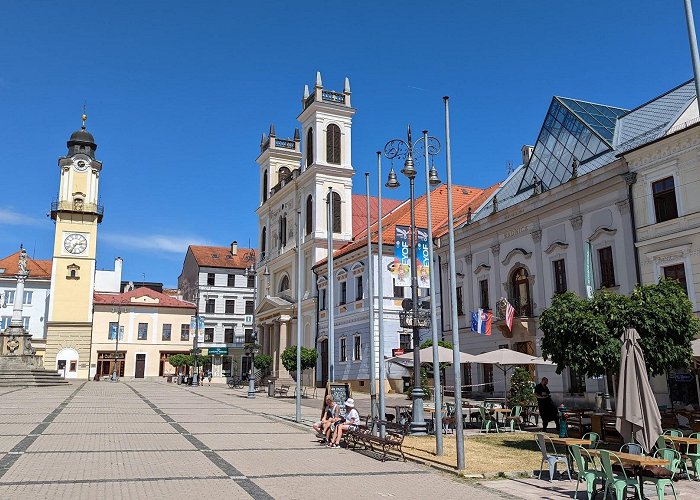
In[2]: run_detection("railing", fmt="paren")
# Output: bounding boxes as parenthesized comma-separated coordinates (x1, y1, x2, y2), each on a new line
(274, 138, 296, 149)
(50, 200, 104, 222)
(322, 90, 345, 104)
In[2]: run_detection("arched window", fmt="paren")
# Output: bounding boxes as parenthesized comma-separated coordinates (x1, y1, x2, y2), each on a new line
(306, 195, 313, 235)
(279, 275, 290, 292)
(511, 267, 531, 317)
(262, 170, 268, 202)
(279, 167, 291, 183)
(306, 128, 313, 166)
(260, 227, 267, 257)
(326, 124, 341, 164)
(332, 191, 341, 233)
(279, 215, 287, 247)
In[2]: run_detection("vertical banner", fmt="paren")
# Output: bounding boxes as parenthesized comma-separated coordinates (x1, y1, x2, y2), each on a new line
(392, 226, 411, 287)
(584, 241, 595, 299)
(415, 227, 430, 289)
(191, 315, 205, 343)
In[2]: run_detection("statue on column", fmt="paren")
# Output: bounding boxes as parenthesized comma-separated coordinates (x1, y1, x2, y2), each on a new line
(18, 246, 28, 275)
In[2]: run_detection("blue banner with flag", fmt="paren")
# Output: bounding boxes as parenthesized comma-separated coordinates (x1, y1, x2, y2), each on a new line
(471, 308, 492, 335)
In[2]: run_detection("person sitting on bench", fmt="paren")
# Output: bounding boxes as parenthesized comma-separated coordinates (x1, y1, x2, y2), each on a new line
(313, 396, 338, 443)
(329, 398, 359, 448)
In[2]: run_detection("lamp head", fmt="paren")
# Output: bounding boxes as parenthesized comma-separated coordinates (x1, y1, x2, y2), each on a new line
(385, 167, 400, 189)
(428, 165, 441, 186)
(401, 153, 417, 178)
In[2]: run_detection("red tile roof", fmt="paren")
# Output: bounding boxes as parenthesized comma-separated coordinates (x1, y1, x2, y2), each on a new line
(351, 194, 402, 238)
(0, 251, 52, 279)
(94, 287, 196, 309)
(315, 184, 499, 267)
(189, 246, 257, 269)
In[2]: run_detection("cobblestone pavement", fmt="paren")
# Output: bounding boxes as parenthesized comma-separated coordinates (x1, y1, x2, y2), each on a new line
(0, 381, 507, 499)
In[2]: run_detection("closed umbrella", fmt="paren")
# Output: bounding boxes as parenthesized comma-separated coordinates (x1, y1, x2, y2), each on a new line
(615, 328, 662, 453)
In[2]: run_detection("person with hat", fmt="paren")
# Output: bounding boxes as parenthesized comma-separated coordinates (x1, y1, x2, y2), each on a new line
(329, 398, 360, 448)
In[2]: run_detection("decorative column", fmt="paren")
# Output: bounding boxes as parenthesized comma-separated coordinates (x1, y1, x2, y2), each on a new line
(278, 319, 290, 378)
(490, 243, 501, 305)
(530, 229, 545, 315)
(570, 215, 585, 296)
(464, 254, 473, 316)
(1, 247, 38, 361)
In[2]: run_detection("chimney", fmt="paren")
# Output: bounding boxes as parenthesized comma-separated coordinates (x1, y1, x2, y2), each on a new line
(230, 241, 238, 256)
(521, 145, 534, 165)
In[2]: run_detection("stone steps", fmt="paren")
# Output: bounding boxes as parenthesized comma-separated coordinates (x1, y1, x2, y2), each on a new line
(0, 369, 69, 386)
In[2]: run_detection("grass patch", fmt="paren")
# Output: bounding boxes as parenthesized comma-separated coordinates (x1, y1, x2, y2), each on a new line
(403, 433, 542, 474)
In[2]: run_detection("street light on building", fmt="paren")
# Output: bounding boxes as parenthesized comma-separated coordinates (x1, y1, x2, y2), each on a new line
(383, 126, 441, 436)
(111, 299, 127, 382)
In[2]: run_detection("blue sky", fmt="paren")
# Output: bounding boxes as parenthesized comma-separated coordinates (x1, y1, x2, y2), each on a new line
(0, 1, 695, 287)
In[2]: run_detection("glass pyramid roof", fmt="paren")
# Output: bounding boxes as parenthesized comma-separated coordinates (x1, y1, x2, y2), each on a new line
(516, 97, 628, 194)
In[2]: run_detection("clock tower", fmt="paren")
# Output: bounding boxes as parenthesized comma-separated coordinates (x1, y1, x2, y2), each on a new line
(44, 115, 103, 379)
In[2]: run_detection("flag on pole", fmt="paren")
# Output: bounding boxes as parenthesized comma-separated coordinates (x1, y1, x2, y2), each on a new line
(504, 299, 515, 331)
(584, 240, 595, 299)
(471, 308, 492, 336)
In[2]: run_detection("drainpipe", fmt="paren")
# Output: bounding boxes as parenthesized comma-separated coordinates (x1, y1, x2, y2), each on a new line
(622, 167, 641, 285)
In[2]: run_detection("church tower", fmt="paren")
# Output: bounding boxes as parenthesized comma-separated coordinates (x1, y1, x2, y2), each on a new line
(44, 115, 103, 379)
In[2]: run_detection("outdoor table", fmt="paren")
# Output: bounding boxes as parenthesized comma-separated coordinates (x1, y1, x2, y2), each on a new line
(588, 449, 667, 499)
(424, 407, 447, 434)
(663, 435, 700, 447)
(492, 407, 512, 426)
(549, 437, 592, 470)
(390, 405, 411, 424)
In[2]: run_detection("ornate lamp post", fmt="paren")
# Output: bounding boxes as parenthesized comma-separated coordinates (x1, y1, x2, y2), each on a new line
(111, 299, 126, 382)
(384, 126, 441, 436)
(245, 259, 259, 399)
(192, 285, 201, 387)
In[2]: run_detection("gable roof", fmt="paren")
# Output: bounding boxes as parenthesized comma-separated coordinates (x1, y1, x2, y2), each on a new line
(188, 246, 257, 269)
(315, 184, 495, 268)
(94, 286, 195, 309)
(351, 194, 402, 238)
(0, 251, 52, 280)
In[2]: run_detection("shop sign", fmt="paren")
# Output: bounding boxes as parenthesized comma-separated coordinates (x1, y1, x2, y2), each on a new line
(208, 347, 228, 355)
(674, 372, 693, 383)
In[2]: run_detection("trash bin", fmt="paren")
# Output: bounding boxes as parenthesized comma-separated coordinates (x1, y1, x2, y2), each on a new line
(167, 375, 173, 383)
(402, 377, 411, 395)
(268, 379, 275, 397)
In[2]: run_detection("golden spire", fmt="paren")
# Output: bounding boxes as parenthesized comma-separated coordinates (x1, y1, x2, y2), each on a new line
(81, 103, 87, 130)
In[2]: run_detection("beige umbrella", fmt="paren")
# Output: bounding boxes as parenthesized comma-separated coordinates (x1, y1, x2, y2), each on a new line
(388, 346, 477, 365)
(470, 348, 555, 395)
(615, 328, 662, 453)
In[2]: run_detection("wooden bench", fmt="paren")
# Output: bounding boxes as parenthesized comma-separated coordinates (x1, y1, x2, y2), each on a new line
(346, 419, 408, 462)
(274, 384, 290, 397)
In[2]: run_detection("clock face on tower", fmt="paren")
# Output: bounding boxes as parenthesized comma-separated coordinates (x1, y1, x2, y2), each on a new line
(63, 233, 88, 255)
(71, 155, 92, 172)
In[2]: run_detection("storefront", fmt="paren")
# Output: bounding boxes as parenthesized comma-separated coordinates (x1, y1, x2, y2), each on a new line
(96, 351, 125, 378)
(159, 351, 189, 376)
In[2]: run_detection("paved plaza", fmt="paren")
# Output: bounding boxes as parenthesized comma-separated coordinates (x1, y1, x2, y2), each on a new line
(2, 381, 700, 499)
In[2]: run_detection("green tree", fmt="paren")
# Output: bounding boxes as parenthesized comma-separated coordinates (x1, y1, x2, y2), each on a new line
(281, 346, 318, 374)
(420, 339, 453, 350)
(168, 354, 187, 370)
(540, 280, 697, 378)
(253, 354, 273, 373)
(508, 367, 536, 407)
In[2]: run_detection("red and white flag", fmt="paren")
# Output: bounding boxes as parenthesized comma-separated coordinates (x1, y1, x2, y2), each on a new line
(504, 299, 515, 331)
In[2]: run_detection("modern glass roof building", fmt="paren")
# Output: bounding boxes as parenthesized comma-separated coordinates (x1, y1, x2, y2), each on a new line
(470, 79, 697, 224)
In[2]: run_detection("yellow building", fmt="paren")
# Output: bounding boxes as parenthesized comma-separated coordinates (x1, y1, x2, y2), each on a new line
(45, 117, 104, 379)
(91, 287, 196, 379)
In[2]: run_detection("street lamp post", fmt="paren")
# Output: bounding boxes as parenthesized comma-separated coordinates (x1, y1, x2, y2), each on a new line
(384, 126, 441, 436)
(192, 286, 200, 387)
(111, 300, 126, 382)
(245, 259, 259, 399)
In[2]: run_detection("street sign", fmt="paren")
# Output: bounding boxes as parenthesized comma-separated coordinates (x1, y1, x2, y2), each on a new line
(243, 314, 253, 325)
(208, 347, 228, 356)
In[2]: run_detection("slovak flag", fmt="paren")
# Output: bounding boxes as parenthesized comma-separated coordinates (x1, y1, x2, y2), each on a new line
(471, 308, 492, 336)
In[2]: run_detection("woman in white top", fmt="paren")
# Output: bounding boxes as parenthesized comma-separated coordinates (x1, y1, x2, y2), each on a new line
(329, 398, 360, 448)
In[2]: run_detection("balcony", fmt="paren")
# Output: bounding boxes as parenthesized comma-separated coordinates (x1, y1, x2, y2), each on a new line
(51, 200, 104, 223)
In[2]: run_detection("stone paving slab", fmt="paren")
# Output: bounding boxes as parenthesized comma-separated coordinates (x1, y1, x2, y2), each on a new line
(196, 432, 321, 451)
(0, 424, 37, 435)
(52, 413, 166, 423)
(0, 450, 227, 483)
(0, 436, 24, 453)
(43, 422, 177, 435)
(0, 478, 252, 499)
(184, 422, 305, 435)
(26, 433, 197, 452)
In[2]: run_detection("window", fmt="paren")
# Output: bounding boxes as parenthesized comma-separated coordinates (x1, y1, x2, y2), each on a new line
(393, 285, 405, 298)
(482, 363, 494, 393)
(227, 274, 236, 287)
(108, 322, 119, 340)
(279, 215, 287, 247)
(224, 327, 234, 343)
(399, 332, 411, 351)
(0, 316, 11, 329)
(598, 246, 616, 288)
(326, 124, 341, 164)
(22, 316, 29, 329)
(456, 286, 464, 316)
(5, 291, 15, 305)
(462, 364, 472, 394)
(339, 281, 347, 305)
(332, 192, 341, 233)
(137, 323, 148, 340)
(652, 176, 678, 223)
(279, 275, 290, 292)
(23, 291, 33, 305)
(207, 273, 215, 286)
(320, 288, 327, 311)
(339, 337, 347, 362)
(511, 267, 531, 316)
(306, 195, 313, 235)
(553, 259, 567, 293)
(355, 276, 363, 301)
(353, 335, 361, 361)
(162, 324, 171, 341)
(204, 328, 214, 343)
(479, 279, 489, 310)
(569, 367, 586, 394)
(664, 263, 688, 294)
(245, 329, 254, 344)
(225, 299, 235, 314)
(180, 324, 190, 341)
(247, 274, 255, 288)
(245, 300, 254, 315)
(262, 169, 268, 202)
(205, 298, 216, 314)
(260, 227, 267, 257)
(306, 128, 314, 166)
(69, 361, 77, 372)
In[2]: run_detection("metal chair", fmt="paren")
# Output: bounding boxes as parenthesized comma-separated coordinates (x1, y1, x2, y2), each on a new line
(479, 406, 498, 433)
(620, 443, 643, 455)
(504, 405, 523, 432)
(598, 450, 642, 500)
(569, 445, 604, 500)
(642, 448, 680, 500)
(582, 431, 600, 449)
(534, 432, 571, 481)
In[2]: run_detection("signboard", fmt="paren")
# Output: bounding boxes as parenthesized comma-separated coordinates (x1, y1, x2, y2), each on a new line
(322, 382, 352, 418)
(208, 347, 228, 356)
(674, 372, 694, 383)
(243, 314, 253, 326)
(190, 315, 205, 330)
(392, 225, 411, 287)
(108, 324, 124, 340)
(584, 241, 595, 299)
(415, 227, 430, 289)
(392, 348, 405, 357)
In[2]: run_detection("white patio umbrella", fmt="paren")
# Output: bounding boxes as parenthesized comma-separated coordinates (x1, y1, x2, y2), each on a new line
(388, 346, 477, 366)
(470, 348, 555, 395)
